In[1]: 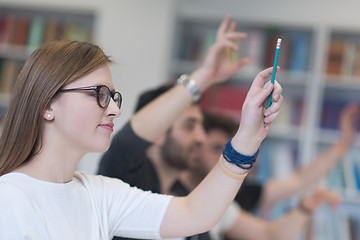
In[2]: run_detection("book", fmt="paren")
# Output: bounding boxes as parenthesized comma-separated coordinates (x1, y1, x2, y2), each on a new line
(342, 41, 357, 78)
(200, 29, 216, 61)
(320, 99, 347, 130)
(242, 29, 265, 74)
(0, 15, 16, 46)
(64, 23, 90, 42)
(13, 17, 30, 47)
(264, 28, 279, 68)
(271, 96, 293, 129)
(353, 43, 360, 78)
(43, 19, 59, 43)
(288, 33, 310, 72)
(326, 40, 346, 76)
(27, 16, 45, 54)
(200, 84, 249, 121)
(255, 142, 272, 184)
(342, 153, 358, 196)
(326, 162, 346, 193)
(277, 34, 290, 70)
(0, 16, 8, 44)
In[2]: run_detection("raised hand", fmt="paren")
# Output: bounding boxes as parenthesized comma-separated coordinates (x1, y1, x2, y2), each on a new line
(191, 15, 249, 91)
(231, 67, 283, 155)
(300, 187, 341, 214)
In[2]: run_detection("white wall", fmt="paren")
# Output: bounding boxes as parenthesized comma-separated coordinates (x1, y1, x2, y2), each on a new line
(177, 0, 360, 29)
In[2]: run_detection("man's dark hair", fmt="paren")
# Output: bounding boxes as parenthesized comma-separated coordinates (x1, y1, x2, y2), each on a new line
(134, 84, 174, 113)
(203, 111, 239, 137)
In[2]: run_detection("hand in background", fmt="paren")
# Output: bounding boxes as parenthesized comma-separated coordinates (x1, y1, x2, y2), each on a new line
(191, 15, 249, 91)
(231, 67, 283, 155)
(300, 187, 341, 214)
(339, 102, 360, 148)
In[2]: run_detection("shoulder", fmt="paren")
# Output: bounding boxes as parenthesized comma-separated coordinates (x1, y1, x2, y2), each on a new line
(0, 175, 47, 238)
(74, 172, 172, 219)
(0, 173, 30, 202)
(74, 171, 146, 200)
(0, 174, 36, 219)
(74, 172, 131, 190)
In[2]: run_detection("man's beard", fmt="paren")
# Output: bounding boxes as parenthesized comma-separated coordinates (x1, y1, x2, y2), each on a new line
(161, 133, 201, 171)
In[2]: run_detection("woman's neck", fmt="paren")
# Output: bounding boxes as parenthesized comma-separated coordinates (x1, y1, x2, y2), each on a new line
(14, 148, 82, 183)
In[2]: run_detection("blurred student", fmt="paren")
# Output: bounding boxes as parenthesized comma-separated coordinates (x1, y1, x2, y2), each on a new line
(199, 104, 358, 213)
(176, 107, 357, 239)
(180, 168, 339, 240)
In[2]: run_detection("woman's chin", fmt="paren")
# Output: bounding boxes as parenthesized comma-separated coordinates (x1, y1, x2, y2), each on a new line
(91, 141, 110, 153)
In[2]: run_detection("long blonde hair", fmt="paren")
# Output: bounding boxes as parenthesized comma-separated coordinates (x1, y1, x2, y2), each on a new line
(0, 40, 112, 176)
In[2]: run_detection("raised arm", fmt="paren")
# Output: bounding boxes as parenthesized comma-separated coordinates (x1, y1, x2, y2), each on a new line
(225, 187, 340, 240)
(159, 67, 283, 238)
(260, 102, 359, 208)
(131, 15, 248, 142)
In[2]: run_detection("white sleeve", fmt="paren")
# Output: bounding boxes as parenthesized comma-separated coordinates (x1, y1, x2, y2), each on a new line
(0, 184, 48, 240)
(78, 173, 172, 239)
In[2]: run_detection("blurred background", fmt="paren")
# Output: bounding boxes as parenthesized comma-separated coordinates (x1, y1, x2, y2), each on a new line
(1, 1, 360, 239)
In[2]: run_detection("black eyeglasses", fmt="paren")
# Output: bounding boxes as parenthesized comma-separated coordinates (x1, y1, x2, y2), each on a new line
(57, 85, 122, 109)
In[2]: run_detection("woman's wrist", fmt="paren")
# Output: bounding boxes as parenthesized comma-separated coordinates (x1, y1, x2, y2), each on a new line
(189, 69, 212, 93)
(231, 134, 261, 156)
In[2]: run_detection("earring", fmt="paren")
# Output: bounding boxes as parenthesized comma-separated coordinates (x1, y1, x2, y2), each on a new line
(47, 114, 52, 119)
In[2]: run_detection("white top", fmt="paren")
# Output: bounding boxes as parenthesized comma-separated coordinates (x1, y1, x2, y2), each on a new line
(0, 172, 172, 240)
(210, 202, 241, 240)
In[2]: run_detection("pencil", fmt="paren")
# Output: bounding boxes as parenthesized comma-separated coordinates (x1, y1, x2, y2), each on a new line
(266, 38, 281, 108)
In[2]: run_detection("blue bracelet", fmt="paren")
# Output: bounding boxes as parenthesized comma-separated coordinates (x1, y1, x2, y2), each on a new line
(222, 138, 259, 170)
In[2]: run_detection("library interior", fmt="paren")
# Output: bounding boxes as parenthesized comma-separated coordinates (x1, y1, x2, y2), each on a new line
(1, 0, 360, 239)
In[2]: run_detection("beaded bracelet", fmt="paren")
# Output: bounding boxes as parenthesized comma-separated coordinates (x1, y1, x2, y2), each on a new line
(222, 138, 259, 170)
(218, 156, 249, 179)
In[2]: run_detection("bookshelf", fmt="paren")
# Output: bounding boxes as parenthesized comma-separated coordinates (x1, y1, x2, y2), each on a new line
(171, 16, 315, 163)
(0, 6, 95, 128)
(169, 13, 360, 240)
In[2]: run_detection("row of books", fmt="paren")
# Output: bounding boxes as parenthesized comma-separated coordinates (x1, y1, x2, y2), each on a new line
(325, 39, 360, 79)
(320, 99, 360, 132)
(254, 140, 300, 220)
(199, 84, 248, 121)
(311, 207, 360, 240)
(200, 84, 305, 129)
(0, 12, 93, 54)
(177, 24, 312, 74)
(255, 143, 360, 240)
(255, 140, 299, 183)
(324, 149, 360, 197)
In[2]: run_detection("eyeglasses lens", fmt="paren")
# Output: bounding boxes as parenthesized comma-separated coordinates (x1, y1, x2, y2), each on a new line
(113, 92, 122, 109)
(99, 86, 111, 108)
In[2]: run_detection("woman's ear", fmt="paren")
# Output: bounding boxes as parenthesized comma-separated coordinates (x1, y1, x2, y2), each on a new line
(43, 106, 54, 121)
(43, 96, 60, 121)
(43, 110, 54, 121)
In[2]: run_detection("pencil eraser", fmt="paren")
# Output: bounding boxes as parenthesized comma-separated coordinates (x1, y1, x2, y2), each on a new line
(276, 38, 282, 48)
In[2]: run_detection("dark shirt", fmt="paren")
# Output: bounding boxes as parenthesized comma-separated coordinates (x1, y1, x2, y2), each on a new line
(98, 122, 211, 240)
(235, 178, 263, 212)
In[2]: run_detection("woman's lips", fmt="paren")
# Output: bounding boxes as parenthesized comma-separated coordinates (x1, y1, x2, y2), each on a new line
(99, 123, 114, 132)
